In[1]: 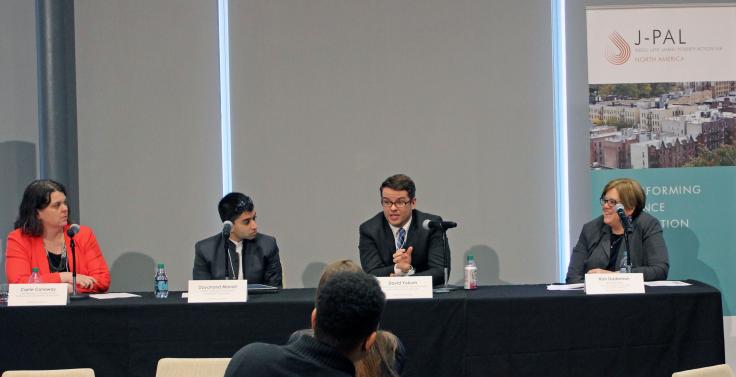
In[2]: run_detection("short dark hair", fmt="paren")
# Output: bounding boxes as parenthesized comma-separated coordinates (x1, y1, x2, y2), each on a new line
(315, 271, 386, 353)
(218, 192, 255, 222)
(380, 174, 416, 199)
(601, 178, 646, 217)
(14, 179, 69, 236)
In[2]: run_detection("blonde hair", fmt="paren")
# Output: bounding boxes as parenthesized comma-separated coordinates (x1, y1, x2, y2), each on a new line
(601, 178, 646, 217)
(316, 260, 363, 299)
(355, 331, 400, 377)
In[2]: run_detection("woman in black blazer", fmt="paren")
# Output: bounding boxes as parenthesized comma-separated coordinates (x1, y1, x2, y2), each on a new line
(566, 178, 669, 283)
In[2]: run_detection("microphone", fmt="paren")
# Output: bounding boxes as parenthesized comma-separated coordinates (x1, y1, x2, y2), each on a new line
(221, 220, 235, 279)
(422, 219, 458, 230)
(222, 221, 233, 238)
(614, 203, 633, 272)
(66, 223, 87, 300)
(614, 204, 632, 233)
(422, 217, 457, 293)
(66, 224, 80, 237)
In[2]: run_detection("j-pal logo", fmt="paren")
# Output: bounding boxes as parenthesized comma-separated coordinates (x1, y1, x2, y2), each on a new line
(605, 31, 631, 65)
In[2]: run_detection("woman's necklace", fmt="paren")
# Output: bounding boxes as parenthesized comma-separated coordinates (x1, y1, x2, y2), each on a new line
(44, 236, 67, 272)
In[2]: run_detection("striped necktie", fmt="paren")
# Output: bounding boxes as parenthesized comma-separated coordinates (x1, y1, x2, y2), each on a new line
(396, 228, 406, 250)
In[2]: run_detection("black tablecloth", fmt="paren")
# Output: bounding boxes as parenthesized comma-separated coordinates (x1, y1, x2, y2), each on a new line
(0, 281, 724, 377)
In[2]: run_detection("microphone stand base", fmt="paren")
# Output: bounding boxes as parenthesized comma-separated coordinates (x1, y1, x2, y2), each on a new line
(70, 293, 89, 300)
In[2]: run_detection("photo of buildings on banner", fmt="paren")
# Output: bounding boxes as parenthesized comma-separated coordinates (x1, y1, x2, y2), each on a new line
(588, 81, 736, 170)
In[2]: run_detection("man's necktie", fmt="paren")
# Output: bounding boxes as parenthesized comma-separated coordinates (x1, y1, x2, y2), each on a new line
(396, 228, 406, 250)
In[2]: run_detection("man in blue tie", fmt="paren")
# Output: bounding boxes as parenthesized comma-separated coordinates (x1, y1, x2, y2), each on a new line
(358, 174, 450, 286)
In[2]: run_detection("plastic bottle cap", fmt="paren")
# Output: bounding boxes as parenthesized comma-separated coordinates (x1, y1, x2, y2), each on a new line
(32, 267, 39, 272)
(467, 255, 474, 261)
(157, 263, 165, 268)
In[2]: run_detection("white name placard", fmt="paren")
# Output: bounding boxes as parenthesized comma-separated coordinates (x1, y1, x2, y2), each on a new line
(377, 276, 433, 300)
(187, 280, 247, 303)
(8, 284, 68, 306)
(585, 273, 645, 295)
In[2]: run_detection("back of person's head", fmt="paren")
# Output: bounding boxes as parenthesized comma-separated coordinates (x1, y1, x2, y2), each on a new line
(14, 179, 68, 236)
(355, 331, 401, 377)
(380, 174, 416, 199)
(218, 192, 254, 222)
(314, 271, 386, 354)
(316, 260, 363, 298)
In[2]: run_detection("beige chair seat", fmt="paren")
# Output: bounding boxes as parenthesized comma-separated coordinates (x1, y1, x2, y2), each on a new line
(673, 364, 734, 377)
(2, 369, 95, 377)
(155, 358, 231, 377)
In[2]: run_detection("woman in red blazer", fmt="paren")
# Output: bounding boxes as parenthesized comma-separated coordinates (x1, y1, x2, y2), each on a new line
(5, 179, 110, 293)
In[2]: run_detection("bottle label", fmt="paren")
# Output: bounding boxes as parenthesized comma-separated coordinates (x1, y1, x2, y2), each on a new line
(464, 266, 477, 290)
(156, 280, 168, 292)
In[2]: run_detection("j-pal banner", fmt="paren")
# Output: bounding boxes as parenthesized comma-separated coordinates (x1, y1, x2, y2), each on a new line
(587, 5, 736, 84)
(586, 5, 736, 316)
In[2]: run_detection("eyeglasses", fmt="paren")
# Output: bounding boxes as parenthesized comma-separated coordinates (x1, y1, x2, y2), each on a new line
(599, 197, 621, 207)
(381, 198, 412, 208)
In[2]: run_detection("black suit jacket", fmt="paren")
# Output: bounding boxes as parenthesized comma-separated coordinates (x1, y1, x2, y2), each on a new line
(193, 232, 283, 287)
(358, 209, 449, 286)
(566, 211, 669, 284)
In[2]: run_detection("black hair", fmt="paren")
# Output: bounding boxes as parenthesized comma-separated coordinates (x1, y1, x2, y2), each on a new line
(217, 192, 255, 222)
(14, 179, 68, 236)
(314, 271, 386, 353)
(380, 174, 416, 199)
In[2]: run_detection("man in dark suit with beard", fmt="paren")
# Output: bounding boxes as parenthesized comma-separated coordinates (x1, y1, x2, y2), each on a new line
(193, 192, 282, 287)
(358, 174, 449, 286)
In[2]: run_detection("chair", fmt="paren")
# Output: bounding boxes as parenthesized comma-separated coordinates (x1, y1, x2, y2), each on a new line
(155, 358, 231, 377)
(2, 369, 95, 377)
(673, 364, 734, 377)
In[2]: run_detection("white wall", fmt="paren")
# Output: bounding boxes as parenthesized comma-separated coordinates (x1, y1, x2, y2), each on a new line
(73, 0, 563, 290)
(228, 0, 558, 288)
(75, 0, 222, 291)
(0, 0, 38, 284)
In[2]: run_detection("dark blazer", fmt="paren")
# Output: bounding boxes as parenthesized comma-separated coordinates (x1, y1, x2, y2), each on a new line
(359, 209, 449, 286)
(193, 232, 283, 287)
(566, 211, 669, 283)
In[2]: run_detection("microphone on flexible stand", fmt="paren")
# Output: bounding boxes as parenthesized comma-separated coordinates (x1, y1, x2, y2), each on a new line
(423, 220, 458, 230)
(614, 204, 633, 273)
(222, 221, 234, 279)
(423, 219, 459, 293)
(67, 224, 88, 300)
(614, 204, 633, 234)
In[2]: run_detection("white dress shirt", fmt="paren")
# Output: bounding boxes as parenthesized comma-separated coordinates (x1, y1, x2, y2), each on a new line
(230, 239, 244, 280)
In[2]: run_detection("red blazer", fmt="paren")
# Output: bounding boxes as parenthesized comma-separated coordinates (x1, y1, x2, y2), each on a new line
(5, 225, 111, 293)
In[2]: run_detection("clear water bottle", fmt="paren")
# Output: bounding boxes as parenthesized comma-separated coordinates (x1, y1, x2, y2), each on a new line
(154, 263, 169, 299)
(464, 255, 478, 290)
(28, 267, 43, 284)
(620, 248, 632, 273)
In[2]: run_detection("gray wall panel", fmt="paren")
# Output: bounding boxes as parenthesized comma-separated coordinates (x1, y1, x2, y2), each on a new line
(75, 0, 221, 291)
(229, 0, 557, 287)
(0, 0, 38, 284)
